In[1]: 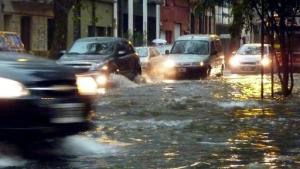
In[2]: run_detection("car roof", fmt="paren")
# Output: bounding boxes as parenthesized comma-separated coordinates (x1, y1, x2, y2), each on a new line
(175, 34, 220, 41)
(0, 31, 18, 35)
(75, 37, 127, 42)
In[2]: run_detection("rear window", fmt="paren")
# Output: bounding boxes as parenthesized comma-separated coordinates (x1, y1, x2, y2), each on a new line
(0, 33, 25, 52)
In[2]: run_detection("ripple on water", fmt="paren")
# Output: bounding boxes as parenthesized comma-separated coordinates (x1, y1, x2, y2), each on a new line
(115, 119, 193, 130)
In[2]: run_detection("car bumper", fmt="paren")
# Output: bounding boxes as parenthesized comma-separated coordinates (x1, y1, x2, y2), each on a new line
(0, 96, 94, 139)
(231, 65, 272, 74)
(164, 66, 207, 78)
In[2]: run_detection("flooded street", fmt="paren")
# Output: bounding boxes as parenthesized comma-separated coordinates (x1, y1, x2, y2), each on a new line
(2, 74, 300, 168)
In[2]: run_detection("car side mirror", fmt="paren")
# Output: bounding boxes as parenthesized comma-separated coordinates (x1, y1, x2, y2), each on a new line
(118, 50, 126, 56)
(165, 50, 170, 54)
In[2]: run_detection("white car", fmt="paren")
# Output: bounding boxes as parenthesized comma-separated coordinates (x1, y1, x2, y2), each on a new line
(230, 43, 273, 73)
(135, 46, 162, 72)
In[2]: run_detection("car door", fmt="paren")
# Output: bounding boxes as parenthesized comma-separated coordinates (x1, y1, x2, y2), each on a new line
(114, 40, 137, 77)
(210, 40, 224, 75)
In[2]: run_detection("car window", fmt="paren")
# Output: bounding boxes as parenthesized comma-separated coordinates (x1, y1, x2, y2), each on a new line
(171, 40, 209, 55)
(0, 33, 24, 51)
(136, 47, 148, 57)
(68, 41, 115, 55)
(237, 45, 268, 55)
(152, 48, 160, 57)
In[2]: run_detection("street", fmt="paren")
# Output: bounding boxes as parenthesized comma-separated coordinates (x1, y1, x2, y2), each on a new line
(1, 73, 300, 169)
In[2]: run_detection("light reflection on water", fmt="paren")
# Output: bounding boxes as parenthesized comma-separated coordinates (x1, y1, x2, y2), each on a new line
(225, 74, 281, 100)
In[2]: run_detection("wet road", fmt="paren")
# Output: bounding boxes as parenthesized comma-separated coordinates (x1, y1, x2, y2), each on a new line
(1, 73, 300, 169)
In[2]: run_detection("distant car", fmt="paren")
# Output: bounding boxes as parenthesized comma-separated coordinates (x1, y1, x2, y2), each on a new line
(154, 44, 172, 55)
(230, 43, 272, 73)
(135, 46, 162, 72)
(162, 34, 225, 79)
(0, 51, 96, 139)
(57, 37, 142, 82)
(0, 31, 25, 52)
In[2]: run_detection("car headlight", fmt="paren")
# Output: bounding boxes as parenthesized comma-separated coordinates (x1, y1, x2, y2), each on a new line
(261, 57, 270, 67)
(200, 61, 204, 66)
(0, 77, 29, 98)
(100, 65, 108, 71)
(164, 60, 176, 68)
(95, 74, 107, 86)
(76, 75, 98, 95)
(230, 57, 240, 67)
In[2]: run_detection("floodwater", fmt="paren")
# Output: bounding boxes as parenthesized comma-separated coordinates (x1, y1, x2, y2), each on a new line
(1, 74, 300, 169)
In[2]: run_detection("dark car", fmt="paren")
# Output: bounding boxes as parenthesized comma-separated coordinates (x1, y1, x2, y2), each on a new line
(0, 51, 96, 139)
(57, 37, 142, 82)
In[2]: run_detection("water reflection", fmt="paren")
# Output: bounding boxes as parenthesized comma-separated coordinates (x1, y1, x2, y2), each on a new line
(225, 74, 281, 100)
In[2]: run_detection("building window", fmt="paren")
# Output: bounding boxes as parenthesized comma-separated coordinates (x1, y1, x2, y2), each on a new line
(21, 16, 31, 51)
(88, 26, 112, 37)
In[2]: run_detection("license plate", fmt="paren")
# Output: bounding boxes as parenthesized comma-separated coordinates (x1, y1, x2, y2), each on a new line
(178, 68, 187, 72)
(242, 67, 255, 71)
(50, 103, 85, 123)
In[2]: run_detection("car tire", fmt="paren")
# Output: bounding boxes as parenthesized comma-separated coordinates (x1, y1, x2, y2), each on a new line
(216, 64, 224, 77)
(200, 66, 211, 79)
(129, 60, 142, 81)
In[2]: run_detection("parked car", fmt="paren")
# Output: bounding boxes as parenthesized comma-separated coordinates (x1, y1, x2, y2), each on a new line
(162, 34, 225, 79)
(230, 43, 273, 73)
(57, 37, 142, 82)
(0, 31, 25, 52)
(0, 52, 96, 139)
(154, 44, 172, 55)
(135, 46, 162, 72)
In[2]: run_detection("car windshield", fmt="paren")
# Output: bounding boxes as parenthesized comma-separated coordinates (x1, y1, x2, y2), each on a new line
(135, 47, 148, 57)
(237, 45, 268, 55)
(171, 40, 209, 55)
(68, 41, 115, 55)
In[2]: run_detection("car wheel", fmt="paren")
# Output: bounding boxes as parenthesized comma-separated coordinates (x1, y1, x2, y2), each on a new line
(216, 64, 224, 77)
(129, 61, 142, 81)
(200, 66, 211, 79)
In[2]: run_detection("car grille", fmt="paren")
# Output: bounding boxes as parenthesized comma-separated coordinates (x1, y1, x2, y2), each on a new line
(63, 64, 92, 74)
(28, 80, 78, 97)
(177, 62, 200, 67)
(240, 62, 257, 65)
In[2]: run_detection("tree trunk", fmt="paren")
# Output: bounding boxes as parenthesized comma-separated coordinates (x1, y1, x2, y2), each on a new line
(49, 0, 76, 60)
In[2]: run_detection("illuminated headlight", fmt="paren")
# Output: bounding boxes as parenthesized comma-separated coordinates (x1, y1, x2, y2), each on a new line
(200, 62, 204, 66)
(261, 57, 270, 67)
(164, 60, 176, 68)
(230, 57, 240, 67)
(95, 74, 107, 85)
(76, 76, 98, 95)
(101, 65, 108, 70)
(0, 77, 29, 98)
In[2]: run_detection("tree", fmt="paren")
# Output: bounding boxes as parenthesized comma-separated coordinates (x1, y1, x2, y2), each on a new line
(50, 0, 79, 59)
(230, 0, 300, 96)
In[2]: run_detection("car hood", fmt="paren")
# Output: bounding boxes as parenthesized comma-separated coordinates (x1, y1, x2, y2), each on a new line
(235, 54, 262, 62)
(166, 54, 209, 63)
(0, 52, 76, 85)
(57, 54, 109, 64)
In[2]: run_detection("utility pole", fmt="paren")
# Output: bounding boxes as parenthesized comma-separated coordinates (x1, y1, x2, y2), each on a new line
(0, 0, 4, 31)
(113, 0, 118, 37)
(128, 0, 133, 41)
(143, 0, 148, 45)
(155, 2, 160, 39)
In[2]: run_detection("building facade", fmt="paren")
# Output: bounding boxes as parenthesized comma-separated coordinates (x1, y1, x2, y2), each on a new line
(0, 0, 53, 53)
(160, 0, 190, 44)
